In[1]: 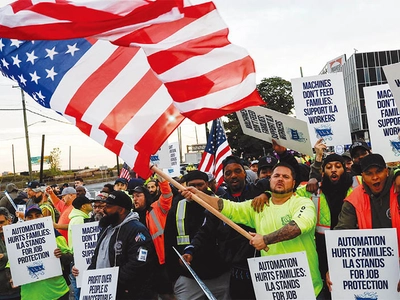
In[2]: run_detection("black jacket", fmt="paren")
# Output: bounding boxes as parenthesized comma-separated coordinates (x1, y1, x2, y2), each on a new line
(89, 212, 157, 300)
(164, 192, 229, 281)
(185, 179, 269, 269)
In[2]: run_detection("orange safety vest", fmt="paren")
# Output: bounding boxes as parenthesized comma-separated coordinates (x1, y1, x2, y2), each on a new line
(146, 181, 173, 265)
(345, 184, 400, 253)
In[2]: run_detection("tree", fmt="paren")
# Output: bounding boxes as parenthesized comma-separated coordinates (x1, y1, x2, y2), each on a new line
(48, 147, 62, 174)
(224, 76, 294, 159)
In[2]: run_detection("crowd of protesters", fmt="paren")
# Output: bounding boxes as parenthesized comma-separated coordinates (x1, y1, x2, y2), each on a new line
(0, 139, 400, 299)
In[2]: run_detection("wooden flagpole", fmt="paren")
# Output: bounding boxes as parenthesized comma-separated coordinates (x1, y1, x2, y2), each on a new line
(151, 165, 252, 240)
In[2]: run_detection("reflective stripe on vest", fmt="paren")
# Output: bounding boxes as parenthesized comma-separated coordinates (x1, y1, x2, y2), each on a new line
(176, 200, 190, 245)
(149, 209, 164, 240)
(311, 190, 330, 234)
(352, 176, 361, 188)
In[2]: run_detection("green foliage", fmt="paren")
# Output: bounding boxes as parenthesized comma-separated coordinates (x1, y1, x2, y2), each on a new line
(224, 76, 294, 159)
(48, 147, 62, 175)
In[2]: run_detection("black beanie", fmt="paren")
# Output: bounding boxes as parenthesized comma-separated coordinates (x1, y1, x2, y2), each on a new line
(182, 170, 208, 183)
(322, 154, 345, 170)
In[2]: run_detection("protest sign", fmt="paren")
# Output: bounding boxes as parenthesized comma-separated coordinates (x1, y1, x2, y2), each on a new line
(237, 106, 313, 156)
(247, 251, 315, 300)
(364, 84, 400, 161)
(79, 267, 119, 300)
(291, 73, 352, 146)
(326, 228, 399, 300)
(3, 216, 62, 286)
(71, 221, 100, 287)
(383, 62, 400, 109)
(163, 142, 181, 177)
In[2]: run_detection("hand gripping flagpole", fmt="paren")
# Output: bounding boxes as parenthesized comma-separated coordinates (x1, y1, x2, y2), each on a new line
(151, 165, 252, 240)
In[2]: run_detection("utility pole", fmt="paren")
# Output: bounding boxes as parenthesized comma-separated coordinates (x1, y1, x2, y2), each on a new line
(14, 87, 32, 181)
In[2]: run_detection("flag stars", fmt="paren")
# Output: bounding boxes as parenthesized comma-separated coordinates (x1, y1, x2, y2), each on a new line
(45, 47, 58, 60)
(10, 39, 23, 48)
(29, 71, 41, 84)
(66, 43, 79, 56)
(1, 58, 9, 69)
(36, 90, 45, 101)
(45, 67, 58, 81)
(26, 50, 38, 65)
(11, 54, 21, 67)
(18, 74, 27, 86)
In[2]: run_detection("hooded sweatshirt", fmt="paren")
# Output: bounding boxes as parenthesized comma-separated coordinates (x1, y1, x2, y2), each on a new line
(68, 208, 90, 250)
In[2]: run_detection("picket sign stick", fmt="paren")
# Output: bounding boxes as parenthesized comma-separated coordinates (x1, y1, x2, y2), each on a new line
(151, 165, 252, 240)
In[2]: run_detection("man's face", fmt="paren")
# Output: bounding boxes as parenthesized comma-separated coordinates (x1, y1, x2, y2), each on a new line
(76, 186, 86, 197)
(74, 180, 83, 187)
(53, 186, 60, 193)
(133, 192, 146, 210)
(27, 188, 36, 198)
(352, 148, 369, 164)
(100, 204, 122, 227)
(362, 166, 388, 195)
(0, 215, 11, 234)
(223, 163, 246, 193)
(187, 179, 208, 193)
(32, 192, 43, 203)
(344, 158, 353, 173)
(114, 183, 127, 191)
(146, 182, 158, 195)
(269, 166, 295, 195)
(93, 202, 106, 215)
(25, 211, 43, 221)
(259, 167, 273, 180)
(250, 164, 258, 173)
(62, 193, 75, 205)
(323, 161, 345, 184)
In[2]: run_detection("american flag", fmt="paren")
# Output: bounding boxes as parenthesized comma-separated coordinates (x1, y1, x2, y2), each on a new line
(0, 0, 263, 177)
(198, 119, 232, 187)
(119, 162, 131, 181)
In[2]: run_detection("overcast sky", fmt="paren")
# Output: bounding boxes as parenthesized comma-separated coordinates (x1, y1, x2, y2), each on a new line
(1, 0, 399, 174)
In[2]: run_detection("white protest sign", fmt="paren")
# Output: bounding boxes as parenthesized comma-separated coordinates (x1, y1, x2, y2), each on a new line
(291, 72, 352, 147)
(383, 63, 400, 109)
(3, 216, 62, 286)
(79, 267, 119, 300)
(247, 251, 315, 300)
(364, 84, 400, 161)
(163, 142, 181, 177)
(150, 140, 170, 168)
(326, 229, 399, 300)
(237, 106, 313, 156)
(71, 221, 101, 287)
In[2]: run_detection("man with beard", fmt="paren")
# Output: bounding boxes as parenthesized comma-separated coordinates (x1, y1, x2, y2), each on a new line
(296, 153, 354, 297)
(180, 162, 323, 298)
(327, 154, 400, 293)
(72, 191, 157, 300)
(26, 185, 58, 224)
(164, 170, 230, 300)
(146, 179, 161, 203)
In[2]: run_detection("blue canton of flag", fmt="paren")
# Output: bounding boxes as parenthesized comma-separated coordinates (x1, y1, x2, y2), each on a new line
(0, 38, 91, 108)
(198, 119, 232, 187)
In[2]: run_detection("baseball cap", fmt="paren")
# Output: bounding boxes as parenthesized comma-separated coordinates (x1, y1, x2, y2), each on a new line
(61, 187, 77, 196)
(350, 141, 370, 158)
(360, 154, 386, 172)
(27, 181, 46, 193)
(258, 155, 278, 170)
(181, 170, 209, 184)
(6, 183, 18, 193)
(250, 160, 259, 166)
(132, 186, 146, 194)
(25, 204, 42, 217)
(72, 196, 92, 209)
(104, 191, 132, 211)
(115, 178, 128, 185)
(222, 155, 245, 171)
(341, 151, 352, 160)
